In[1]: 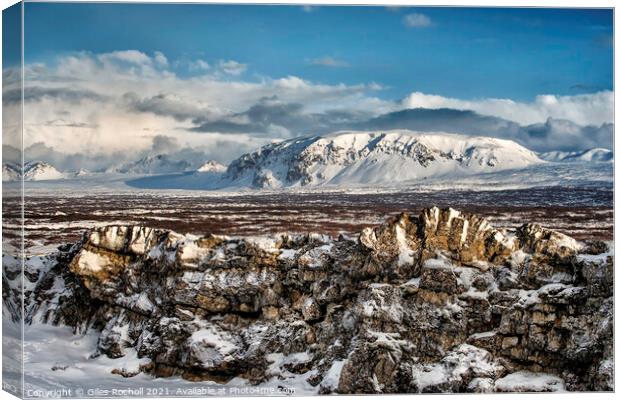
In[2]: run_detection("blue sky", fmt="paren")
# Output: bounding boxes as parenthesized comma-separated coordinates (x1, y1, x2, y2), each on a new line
(2, 3, 614, 167)
(22, 4, 613, 101)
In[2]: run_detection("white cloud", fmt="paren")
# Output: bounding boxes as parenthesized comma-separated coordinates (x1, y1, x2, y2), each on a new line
(188, 59, 210, 71)
(217, 60, 247, 76)
(153, 51, 169, 68)
(8, 50, 391, 167)
(403, 13, 432, 28)
(99, 50, 152, 65)
(309, 56, 349, 68)
(401, 91, 613, 126)
(5, 49, 612, 171)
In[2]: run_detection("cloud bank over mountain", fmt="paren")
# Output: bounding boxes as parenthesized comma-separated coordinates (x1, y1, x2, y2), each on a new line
(356, 109, 613, 153)
(2, 50, 613, 170)
(401, 91, 613, 126)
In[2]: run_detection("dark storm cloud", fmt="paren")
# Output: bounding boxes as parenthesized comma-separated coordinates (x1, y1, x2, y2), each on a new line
(11, 110, 612, 174)
(3, 86, 107, 104)
(146, 135, 219, 167)
(191, 120, 264, 134)
(2, 145, 21, 164)
(123, 93, 367, 138)
(354, 108, 613, 153)
(244, 98, 304, 125)
(16, 142, 130, 172)
(357, 108, 522, 137)
(190, 104, 613, 153)
(190, 96, 368, 137)
(2, 68, 21, 86)
(519, 119, 613, 153)
(193, 139, 261, 164)
(43, 119, 97, 128)
(122, 92, 216, 122)
(150, 135, 181, 154)
(191, 98, 307, 136)
(15, 136, 218, 172)
(118, 88, 613, 155)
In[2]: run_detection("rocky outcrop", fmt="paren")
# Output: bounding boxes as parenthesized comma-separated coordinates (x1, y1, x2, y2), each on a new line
(13, 207, 613, 392)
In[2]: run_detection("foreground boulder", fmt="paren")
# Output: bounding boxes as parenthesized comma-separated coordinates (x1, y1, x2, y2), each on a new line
(11, 207, 614, 392)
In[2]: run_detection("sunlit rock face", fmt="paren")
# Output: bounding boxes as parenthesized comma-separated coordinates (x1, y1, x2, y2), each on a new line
(8, 207, 613, 393)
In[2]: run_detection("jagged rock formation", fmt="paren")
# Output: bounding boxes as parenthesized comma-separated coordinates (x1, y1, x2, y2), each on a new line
(9, 207, 613, 393)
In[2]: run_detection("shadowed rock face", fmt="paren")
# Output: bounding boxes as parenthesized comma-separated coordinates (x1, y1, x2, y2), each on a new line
(9, 207, 613, 393)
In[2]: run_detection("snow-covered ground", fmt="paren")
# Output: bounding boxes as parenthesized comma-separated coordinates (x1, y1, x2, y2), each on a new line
(2, 157, 612, 195)
(4, 323, 316, 397)
(2, 131, 612, 395)
(4, 170, 612, 256)
(5, 321, 571, 396)
(4, 129, 612, 192)
(3, 206, 612, 396)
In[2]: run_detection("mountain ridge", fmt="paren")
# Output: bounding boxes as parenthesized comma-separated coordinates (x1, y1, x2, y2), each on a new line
(2, 161, 65, 182)
(540, 148, 613, 163)
(225, 130, 543, 189)
(112, 153, 196, 174)
(8, 131, 614, 189)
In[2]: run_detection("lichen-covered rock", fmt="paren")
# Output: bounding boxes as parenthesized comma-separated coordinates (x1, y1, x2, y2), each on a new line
(12, 207, 614, 393)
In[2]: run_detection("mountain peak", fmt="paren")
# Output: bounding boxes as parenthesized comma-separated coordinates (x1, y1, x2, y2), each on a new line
(226, 130, 543, 189)
(115, 153, 194, 174)
(197, 160, 227, 173)
(3, 161, 65, 182)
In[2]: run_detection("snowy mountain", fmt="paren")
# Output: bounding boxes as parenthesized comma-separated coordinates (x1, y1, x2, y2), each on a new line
(225, 130, 543, 189)
(197, 160, 227, 173)
(2, 163, 20, 182)
(540, 148, 613, 163)
(73, 168, 92, 177)
(3, 161, 66, 181)
(113, 154, 194, 174)
(24, 161, 66, 181)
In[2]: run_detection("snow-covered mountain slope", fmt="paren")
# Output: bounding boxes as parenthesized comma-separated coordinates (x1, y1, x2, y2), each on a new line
(225, 130, 543, 189)
(73, 168, 92, 177)
(197, 160, 227, 173)
(2, 163, 20, 182)
(113, 154, 194, 174)
(24, 161, 66, 181)
(3, 161, 66, 182)
(540, 148, 613, 163)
